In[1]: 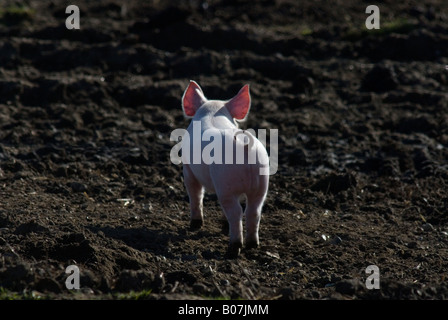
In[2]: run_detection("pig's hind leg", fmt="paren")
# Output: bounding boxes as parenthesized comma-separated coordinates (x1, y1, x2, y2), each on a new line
(183, 165, 204, 230)
(244, 194, 265, 250)
(245, 178, 268, 250)
(218, 194, 244, 258)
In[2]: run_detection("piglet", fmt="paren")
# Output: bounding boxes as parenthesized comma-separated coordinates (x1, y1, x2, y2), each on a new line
(181, 80, 269, 257)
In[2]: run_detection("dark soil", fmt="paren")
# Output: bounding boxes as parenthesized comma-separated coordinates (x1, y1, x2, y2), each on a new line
(1, 0, 448, 300)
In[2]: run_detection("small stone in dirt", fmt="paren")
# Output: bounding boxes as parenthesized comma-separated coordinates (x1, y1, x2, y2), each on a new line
(142, 203, 153, 212)
(193, 283, 209, 295)
(69, 182, 88, 193)
(422, 223, 434, 232)
(152, 272, 165, 293)
(80, 287, 95, 295)
(54, 165, 68, 177)
(220, 279, 230, 286)
(199, 265, 214, 276)
(330, 236, 343, 245)
(407, 241, 418, 248)
(265, 251, 280, 259)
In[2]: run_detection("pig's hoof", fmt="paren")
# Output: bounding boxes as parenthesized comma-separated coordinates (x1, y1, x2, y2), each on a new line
(225, 243, 242, 259)
(190, 219, 203, 230)
(245, 240, 259, 250)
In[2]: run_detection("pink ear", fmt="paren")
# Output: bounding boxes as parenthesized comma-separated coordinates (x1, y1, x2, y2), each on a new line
(225, 84, 251, 120)
(182, 81, 207, 117)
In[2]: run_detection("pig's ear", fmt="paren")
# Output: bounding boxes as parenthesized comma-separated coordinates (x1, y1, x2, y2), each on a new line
(182, 80, 207, 117)
(225, 84, 251, 121)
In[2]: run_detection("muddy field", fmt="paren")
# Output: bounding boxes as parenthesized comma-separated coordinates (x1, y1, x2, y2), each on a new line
(1, 0, 448, 300)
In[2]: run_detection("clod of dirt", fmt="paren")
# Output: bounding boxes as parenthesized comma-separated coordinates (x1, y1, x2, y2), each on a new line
(335, 279, 363, 295)
(35, 278, 62, 293)
(397, 116, 436, 134)
(310, 173, 357, 194)
(80, 269, 103, 290)
(114, 269, 155, 292)
(192, 282, 210, 295)
(14, 221, 49, 235)
(413, 148, 436, 177)
(165, 270, 197, 286)
(0, 262, 35, 291)
(278, 287, 296, 300)
(69, 182, 88, 193)
(50, 234, 96, 263)
(361, 63, 398, 92)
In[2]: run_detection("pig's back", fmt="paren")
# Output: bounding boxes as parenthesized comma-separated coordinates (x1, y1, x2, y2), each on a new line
(187, 129, 269, 195)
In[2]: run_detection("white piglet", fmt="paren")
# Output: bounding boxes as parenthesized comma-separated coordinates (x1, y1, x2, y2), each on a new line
(181, 80, 269, 257)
